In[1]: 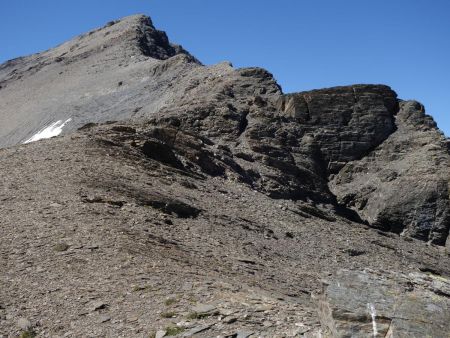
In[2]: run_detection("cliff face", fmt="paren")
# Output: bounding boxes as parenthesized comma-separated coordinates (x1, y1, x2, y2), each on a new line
(0, 14, 449, 337)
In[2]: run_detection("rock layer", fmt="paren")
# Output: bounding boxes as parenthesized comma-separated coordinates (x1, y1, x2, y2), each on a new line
(331, 100, 450, 245)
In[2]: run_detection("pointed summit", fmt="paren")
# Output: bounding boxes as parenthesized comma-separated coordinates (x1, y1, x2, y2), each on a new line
(50, 13, 195, 62)
(96, 14, 193, 60)
(0, 14, 200, 148)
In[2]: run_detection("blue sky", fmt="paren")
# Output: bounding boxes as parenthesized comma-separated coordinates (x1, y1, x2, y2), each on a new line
(1, 0, 449, 135)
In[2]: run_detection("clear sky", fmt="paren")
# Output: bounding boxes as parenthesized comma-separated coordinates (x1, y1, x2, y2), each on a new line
(1, 0, 449, 135)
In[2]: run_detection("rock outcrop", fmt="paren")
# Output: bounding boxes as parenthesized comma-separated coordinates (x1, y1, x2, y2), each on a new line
(316, 269, 450, 337)
(331, 100, 450, 245)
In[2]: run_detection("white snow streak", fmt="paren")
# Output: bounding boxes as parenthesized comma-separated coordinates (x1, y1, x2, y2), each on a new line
(367, 303, 378, 337)
(24, 118, 72, 144)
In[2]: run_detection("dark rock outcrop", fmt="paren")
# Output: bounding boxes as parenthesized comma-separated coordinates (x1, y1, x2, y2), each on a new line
(330, 100, 450, 245)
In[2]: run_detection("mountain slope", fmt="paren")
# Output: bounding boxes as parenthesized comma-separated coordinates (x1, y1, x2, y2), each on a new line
(0, 14, 449, 337)
(1, 121, 449, 337)
(0, 15, 197, 147)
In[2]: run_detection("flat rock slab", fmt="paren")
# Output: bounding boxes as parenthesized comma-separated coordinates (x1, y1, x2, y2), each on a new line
(191, 304, 216, 314)
(316, 269, 450, 337)
(182, 324, 214, 337)
(155, 330, 166, 338)
(236, 331, 253, 338)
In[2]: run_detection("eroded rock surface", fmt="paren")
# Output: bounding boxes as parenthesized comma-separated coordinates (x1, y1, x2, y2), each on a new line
(331, 100, 450, 245)
(317, 269, 450, 337)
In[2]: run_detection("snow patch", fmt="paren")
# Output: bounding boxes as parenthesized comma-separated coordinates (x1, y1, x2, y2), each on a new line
(24, 118, 72, 144)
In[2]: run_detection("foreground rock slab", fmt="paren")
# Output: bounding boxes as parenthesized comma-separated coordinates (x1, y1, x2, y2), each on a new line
(316, 269, 450, 337)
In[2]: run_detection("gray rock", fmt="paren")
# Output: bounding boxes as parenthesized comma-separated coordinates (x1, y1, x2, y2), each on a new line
(236, 331, 253, 338)
(0, 15, 198, 149)
(315, 269, 450, 337)
(191, 304, 217, 314)
(155, 330, 167, 338)
(98, 314, 111, 323)
(182, 324, 213, 337)
(1, 13, 448, 246)
(0, 12, 450, 338)
(90, 301, 107, 311)
(17, 317, 32, 330)
(223, 316, 237, 324)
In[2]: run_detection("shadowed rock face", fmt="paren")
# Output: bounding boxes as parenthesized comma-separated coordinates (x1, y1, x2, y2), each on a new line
(0, 13, 450, 337)
(330, 100, 450, 245)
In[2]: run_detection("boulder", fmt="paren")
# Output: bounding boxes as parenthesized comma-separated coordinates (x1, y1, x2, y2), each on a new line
(316, 269, 450, 337)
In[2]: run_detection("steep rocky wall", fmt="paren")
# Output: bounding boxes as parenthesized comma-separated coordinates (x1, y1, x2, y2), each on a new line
(330, 101, 450, 245)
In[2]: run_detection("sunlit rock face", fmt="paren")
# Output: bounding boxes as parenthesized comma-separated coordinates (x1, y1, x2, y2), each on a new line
(0, 14, 198, 148)
(316, 269, 450, 337)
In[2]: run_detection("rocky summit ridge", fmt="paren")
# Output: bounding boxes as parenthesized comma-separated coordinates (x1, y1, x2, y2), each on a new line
(0, 14, 449, 337)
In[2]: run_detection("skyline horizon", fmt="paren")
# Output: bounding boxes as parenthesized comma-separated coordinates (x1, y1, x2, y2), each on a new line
(1, 1, 449, 135)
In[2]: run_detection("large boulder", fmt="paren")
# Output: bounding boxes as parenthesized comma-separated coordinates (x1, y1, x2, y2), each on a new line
(316, 269, 450, 337)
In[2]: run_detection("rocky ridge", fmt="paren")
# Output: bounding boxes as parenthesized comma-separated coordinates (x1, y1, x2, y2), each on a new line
(0, 14, 449, 337)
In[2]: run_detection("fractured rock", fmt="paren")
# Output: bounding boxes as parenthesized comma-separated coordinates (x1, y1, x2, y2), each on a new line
(316, 269, 450, 337)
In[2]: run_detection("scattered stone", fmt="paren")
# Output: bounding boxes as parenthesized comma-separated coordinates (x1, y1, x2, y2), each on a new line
(155, 330, 167, 338)
(236, 331, 253, 338)
(90, 301, 108, 311)
(111, 125, 136, 133)
(219, 309, 236, 316)
(141, 194, 201, 218)
(237, 258, 257, 265)
(53, 242, 69, 252)
(127, 316, 139, 323)
(98, 314, 111, 323)
(285, 232, 294, 238)
(191, 304, 216, 314)
(182, 324, 214, 337)
(223, 316, 237, 324)
(343, 248, 365, 257)
(142, 140, 184, 169)
(17, 317, 32, 330)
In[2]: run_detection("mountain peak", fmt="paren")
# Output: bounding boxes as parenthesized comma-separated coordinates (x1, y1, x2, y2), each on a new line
(53, 13, 193, 61)
(102, 14, 192, 60)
